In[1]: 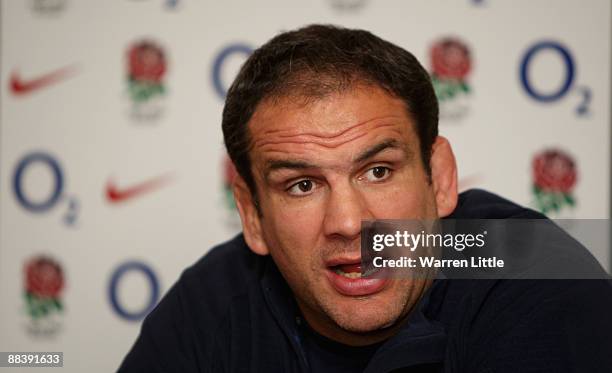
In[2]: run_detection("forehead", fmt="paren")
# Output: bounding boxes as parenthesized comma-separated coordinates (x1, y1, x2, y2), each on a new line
(248, 85, 417, 154)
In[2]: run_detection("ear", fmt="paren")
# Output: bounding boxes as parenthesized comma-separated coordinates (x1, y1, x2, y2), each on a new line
(430, 136, 458, 217)
(233, 174, 269, 255)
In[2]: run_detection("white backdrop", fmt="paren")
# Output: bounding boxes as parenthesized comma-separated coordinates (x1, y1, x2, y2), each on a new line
(1, 0, 610, 371)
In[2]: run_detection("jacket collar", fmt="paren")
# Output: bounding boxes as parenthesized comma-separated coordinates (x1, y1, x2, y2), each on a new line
(260, 256, 447, 372)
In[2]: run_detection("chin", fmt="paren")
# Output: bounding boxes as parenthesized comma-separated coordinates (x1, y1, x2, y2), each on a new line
(327, 298, 404, 334)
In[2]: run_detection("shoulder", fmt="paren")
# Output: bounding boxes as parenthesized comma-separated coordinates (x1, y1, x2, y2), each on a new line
(178, 234, 266, 316)
(118, 234, 266, 372)
(478, 279, 612, 372)
(460, 279, 612, 324)
(149, 233, 266, 333)
(436, 189, 612, 371)
(449, 189, 545, 219)
(431, 279, 612, 372)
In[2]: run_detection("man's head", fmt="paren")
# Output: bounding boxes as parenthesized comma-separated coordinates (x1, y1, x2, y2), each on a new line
(222, 24, 458, 345)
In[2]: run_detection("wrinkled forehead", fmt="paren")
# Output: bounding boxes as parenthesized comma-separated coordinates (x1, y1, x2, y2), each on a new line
(247, 84, 415, 144)
(245, 84, 420, 175)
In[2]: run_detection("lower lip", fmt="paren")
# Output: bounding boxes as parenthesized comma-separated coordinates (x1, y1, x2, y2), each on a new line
(325, 268, 388, 296)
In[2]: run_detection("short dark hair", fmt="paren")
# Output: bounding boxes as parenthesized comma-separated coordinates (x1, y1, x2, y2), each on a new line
(222, 24, 438, 198)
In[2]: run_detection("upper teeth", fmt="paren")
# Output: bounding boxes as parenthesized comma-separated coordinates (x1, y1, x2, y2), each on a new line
(335, 268, 362, 278)
(334, 266, 377, 278)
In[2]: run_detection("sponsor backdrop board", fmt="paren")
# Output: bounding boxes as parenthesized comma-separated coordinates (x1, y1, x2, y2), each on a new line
(0, 0, 610, 371)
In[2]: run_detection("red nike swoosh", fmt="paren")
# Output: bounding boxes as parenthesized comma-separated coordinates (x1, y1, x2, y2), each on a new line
(106, 174, 173, 203)
(10, 66, 76, 95)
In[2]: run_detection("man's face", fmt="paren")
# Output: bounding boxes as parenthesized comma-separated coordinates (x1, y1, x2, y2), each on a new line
(235, 84, 456, 344)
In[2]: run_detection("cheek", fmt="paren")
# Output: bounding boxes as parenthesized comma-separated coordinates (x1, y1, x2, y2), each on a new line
(262, 198, 326, 261)
(273, 192, 326, 230)
(366, 191, 423, 219)
(364, 179, 434, 220)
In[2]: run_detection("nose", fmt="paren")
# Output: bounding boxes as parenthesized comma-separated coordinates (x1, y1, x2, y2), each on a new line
(322, 181, 371, 240)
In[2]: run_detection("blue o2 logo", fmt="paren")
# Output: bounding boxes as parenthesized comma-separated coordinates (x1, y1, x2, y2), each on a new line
(109, 261, 160, 321)
(212, 43, 253, 99)
(12, 151, 79, 225)
(13, 152, 63, 212)
(519, 41, 591, 116)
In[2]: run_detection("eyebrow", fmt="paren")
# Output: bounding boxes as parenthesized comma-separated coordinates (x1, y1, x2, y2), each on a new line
(354, 139, 403, 163)
(263, 138, 408, 179)
(264, 160, 317, 179)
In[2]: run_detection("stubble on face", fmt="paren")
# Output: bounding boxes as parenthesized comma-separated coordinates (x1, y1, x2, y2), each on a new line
(246, 84, 438, 345)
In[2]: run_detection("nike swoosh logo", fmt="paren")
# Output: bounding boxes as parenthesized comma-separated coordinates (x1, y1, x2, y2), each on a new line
(10, 66, 76, 95)
(106, 174, 173, 203)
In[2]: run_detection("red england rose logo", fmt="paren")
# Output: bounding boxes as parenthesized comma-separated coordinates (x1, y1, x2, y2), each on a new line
(25, 257, 64, 299)
(128, 41, 166, 83)
(533, 150, 577, 193)
(532, 148, 577, 214)
(429, 37, 472, 107)
(430, 38, 471, 80)
(126, 39, 167, 108)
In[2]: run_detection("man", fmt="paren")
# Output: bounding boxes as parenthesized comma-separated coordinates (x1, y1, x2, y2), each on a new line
(119, 25, 612, 372)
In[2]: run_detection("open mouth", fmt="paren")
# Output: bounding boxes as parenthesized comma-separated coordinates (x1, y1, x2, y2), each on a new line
(325, 258, 387, 296)
(331, 262, 379, 279)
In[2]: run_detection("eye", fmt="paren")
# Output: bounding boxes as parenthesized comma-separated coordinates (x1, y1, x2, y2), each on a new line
(363, 166, 391, 182)
(287, 180, 315, 196)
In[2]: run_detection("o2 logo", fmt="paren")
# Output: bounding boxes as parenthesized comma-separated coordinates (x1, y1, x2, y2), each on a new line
(12, 151, 79, 226)
(211, 43, 253, 99)
(520, 41, 591, 116)
(108, 261, 160, 321)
